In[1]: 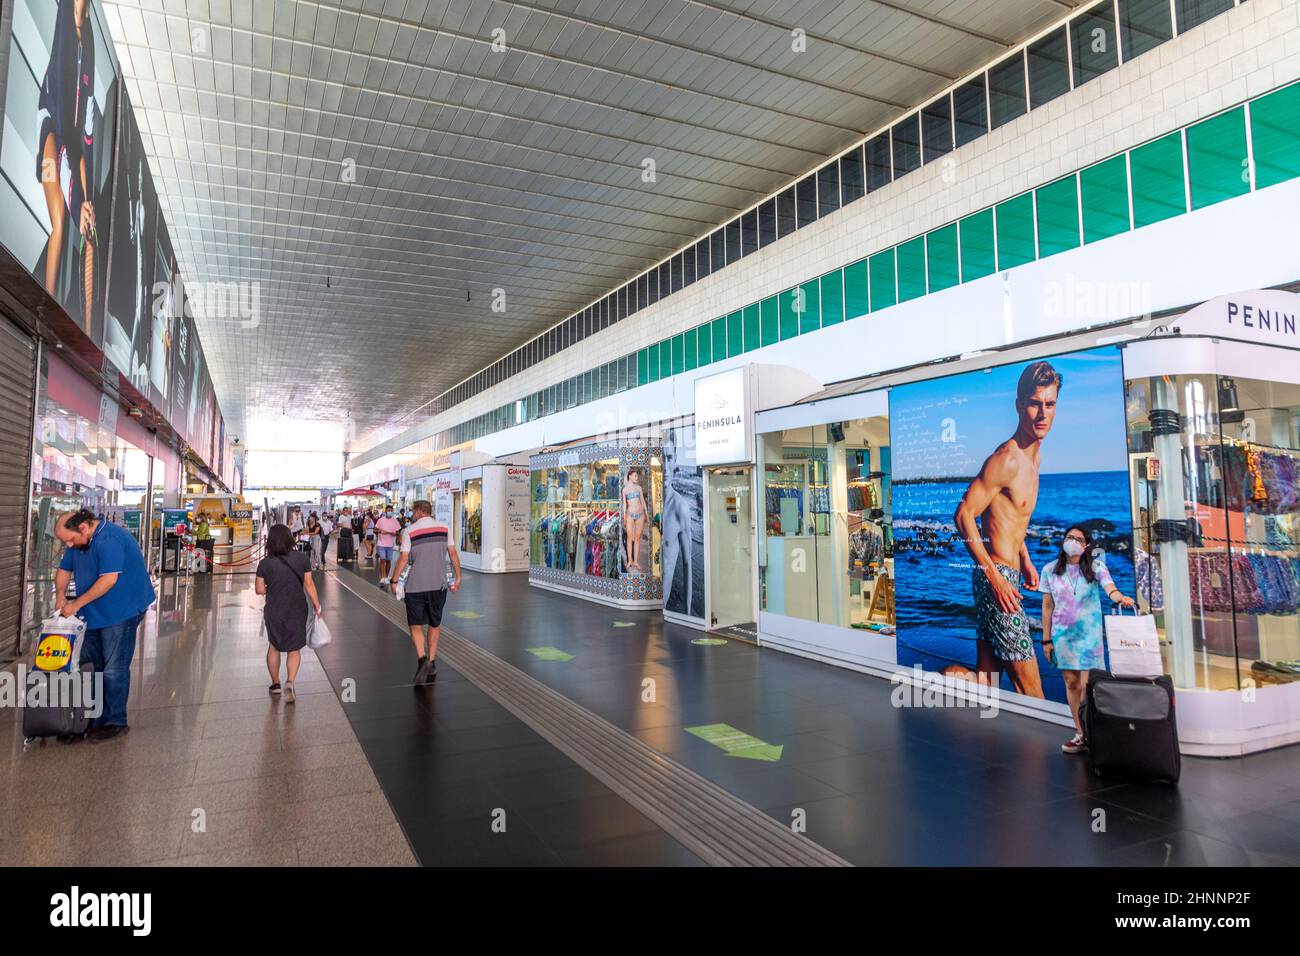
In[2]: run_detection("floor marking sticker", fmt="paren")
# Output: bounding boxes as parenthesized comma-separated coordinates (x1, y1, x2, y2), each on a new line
(685, 723, 783, 762)
(525, 646, 575, 662)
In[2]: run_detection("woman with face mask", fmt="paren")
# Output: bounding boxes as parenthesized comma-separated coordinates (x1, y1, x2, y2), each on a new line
(1038, 525, 1135, 755)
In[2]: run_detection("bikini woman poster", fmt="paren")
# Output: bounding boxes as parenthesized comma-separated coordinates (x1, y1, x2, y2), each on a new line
(102, 87, 156, 391)
(0, 0, 119, 341)
(889, 346, 1134, 705)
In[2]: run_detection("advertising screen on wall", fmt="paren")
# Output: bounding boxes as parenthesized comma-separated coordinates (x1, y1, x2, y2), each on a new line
(663, 426, 705, 621)
(169, 307, 195, 444)
(102, 90, 156, 391)
(889, 346, 1135, 704)
(184, 332, 208, 452)
(148, 217, 179, 414)
(0, 0, 120, 341)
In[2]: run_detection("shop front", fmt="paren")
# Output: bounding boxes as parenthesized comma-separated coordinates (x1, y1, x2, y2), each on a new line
(659, 365, 821, 637)
(529, 439, 664, 608)
(749, 290, 1300, 755)
(1119, 291, 1300, 754)
(456, 463, 531, 573)
(21, 350, 172, 657)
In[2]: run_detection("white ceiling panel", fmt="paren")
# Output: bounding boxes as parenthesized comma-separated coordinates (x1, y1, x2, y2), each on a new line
(101, 0, 1079, 452)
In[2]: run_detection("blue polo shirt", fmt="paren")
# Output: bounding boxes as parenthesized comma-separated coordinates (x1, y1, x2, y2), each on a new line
(58, 521, 157, 629)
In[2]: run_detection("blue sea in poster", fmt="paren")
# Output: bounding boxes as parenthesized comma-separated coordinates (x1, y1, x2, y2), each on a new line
(893, 472, 1135, 703)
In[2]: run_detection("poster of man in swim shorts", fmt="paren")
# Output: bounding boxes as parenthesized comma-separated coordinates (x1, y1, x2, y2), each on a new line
(889, 346, 1134, 704)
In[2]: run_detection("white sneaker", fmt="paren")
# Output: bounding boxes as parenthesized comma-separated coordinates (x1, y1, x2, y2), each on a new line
(379, 577, 390, 586)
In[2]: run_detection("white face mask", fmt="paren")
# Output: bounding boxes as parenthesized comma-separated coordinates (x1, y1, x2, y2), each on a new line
(1063, 539, 1085, 558)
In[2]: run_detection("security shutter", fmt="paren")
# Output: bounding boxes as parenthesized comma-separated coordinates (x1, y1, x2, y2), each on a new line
(0, 318, 37, 663)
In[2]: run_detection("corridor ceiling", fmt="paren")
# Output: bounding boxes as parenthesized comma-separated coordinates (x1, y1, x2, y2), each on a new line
(102, 0, 1084, 453)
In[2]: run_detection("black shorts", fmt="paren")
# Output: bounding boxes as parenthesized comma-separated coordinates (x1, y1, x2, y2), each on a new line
(404, 589, 448, 628)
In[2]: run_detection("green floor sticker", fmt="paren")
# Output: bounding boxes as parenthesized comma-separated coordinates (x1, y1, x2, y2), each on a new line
(526, 646, 574, 662)
(612, 621, 636, 628)
(449, 610, 481, 619)
(686, 723, 783, 762)
(692, 638, 728, 646)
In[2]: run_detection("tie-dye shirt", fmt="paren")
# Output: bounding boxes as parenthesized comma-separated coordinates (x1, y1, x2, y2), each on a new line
(1037, 556, 1114, 671)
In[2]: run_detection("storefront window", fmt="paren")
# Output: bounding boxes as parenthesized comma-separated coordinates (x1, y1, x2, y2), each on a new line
(529, 447, 663, 589)
(461, 477, 483, 554)
(1126, 373, 1300, 691)
(759, 418, 894, 629)
(530, 457, 626, 578)
(22, 356, 156, 657)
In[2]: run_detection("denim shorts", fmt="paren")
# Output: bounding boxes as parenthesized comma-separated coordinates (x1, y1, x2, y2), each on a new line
(376, 546, 395, 561)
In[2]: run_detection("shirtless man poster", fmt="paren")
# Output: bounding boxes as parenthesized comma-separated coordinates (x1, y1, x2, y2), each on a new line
(952, 361, 1061, 698)
(890, 347, 1133, 705)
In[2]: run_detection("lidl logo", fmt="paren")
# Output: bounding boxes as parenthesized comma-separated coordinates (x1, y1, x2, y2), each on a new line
(35, 635, 73, 672)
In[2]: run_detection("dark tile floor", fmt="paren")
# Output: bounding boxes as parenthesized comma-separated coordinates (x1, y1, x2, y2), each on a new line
(323, 558, 1300, 866)
(312, 573, 704, 866)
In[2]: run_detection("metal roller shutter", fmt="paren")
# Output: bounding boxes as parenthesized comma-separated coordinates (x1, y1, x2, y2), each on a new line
(0, 318, 36, 663)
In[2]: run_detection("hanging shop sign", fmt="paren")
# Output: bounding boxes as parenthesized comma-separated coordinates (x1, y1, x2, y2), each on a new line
(694, 366, 751, 466)
(1177, 289, 1300, 347)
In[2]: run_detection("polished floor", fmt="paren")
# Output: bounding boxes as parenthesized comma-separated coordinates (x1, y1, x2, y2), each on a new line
(0, 574, 414, 867)
(4, 553, 1299, 866)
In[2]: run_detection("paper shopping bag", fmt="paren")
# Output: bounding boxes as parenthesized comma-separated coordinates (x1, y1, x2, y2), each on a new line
(1104, 608, 1163, 677)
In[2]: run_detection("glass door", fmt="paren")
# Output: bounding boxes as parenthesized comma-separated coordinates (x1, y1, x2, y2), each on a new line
(707, 467, 755, 635)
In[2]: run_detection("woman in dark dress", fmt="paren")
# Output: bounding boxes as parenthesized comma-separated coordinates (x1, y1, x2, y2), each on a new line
(255, 524, 320, 703)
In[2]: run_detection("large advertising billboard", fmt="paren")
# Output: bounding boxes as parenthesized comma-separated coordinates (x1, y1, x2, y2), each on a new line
(890, 346, 1135, 704)
(0, 0, 119, 340)
(148, 217, 178, 413)
(169, 307, 195, 443)
(101, 90, 155, 390)
(663, 426, 705, 621)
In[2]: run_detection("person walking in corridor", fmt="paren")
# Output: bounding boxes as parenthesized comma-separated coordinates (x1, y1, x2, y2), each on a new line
(306, 512, 324, 570)
(319, 511, 334, 564)
(256, 524, 321, 703)
(375, 506, 401, 586)
(388, 499, 461, 683)
(362, 509, 377, 560)
(54, 508, 157, 741)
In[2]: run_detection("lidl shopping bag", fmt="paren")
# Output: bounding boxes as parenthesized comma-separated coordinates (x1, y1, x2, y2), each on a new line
(1104, 608, 1163, 678)
(33, 615, 87, 673)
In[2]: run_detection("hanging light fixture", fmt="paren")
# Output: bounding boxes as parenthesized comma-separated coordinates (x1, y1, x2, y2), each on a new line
(1218, 377, 1244, 425)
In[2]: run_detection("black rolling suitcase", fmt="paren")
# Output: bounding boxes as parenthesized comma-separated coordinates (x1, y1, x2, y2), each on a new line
(23, 617, 94, 745)
(1081, 669, 1180, 784)
(337, 527, 355, 562)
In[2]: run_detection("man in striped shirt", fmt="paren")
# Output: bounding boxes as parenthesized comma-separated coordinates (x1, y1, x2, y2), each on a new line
(388, 499, 461, 683)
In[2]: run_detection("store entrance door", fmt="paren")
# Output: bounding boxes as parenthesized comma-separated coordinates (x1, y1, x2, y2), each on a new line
(706, 467, 756, 641)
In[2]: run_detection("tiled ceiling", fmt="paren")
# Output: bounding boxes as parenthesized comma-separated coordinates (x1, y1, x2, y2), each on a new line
(101, 0, 1081, 453)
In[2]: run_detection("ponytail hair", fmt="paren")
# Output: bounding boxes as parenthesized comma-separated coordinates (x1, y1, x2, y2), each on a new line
(64, 508, 96, 531)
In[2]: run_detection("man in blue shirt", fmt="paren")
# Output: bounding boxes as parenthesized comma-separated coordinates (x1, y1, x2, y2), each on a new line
(54, 509, 157, 741)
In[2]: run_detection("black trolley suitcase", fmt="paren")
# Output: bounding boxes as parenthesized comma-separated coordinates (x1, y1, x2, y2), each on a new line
(1081, 669, 1180, 784)
(23, 616, 94, 746)
(336, 527, 355, 562)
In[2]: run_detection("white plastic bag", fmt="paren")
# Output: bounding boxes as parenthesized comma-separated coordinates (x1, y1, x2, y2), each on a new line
(34, 615, 87, 673)
(308, 613, 332, 649)
(1104, 607, 1162, 677)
